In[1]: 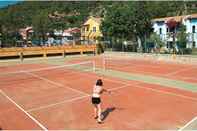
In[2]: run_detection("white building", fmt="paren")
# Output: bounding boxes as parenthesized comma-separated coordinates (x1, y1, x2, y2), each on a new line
(152, 13, 197, 49)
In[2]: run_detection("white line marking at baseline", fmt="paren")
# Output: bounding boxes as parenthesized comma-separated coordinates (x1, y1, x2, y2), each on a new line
(0, 60, 128, 86)
(105, 57, 197, 77)
(178, 116, 197, 131)
(0, 70, 24, 76)
(0, 61, 93, 75)
(105, 65, 197, 85)
(0, 90, 48, 131)
(24, 71, 89, 96)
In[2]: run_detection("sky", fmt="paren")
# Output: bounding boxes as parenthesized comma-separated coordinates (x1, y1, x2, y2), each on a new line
(0, 1, 21, 8)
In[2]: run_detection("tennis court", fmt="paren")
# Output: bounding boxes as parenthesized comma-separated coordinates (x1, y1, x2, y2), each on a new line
(0, 53, 197, 130)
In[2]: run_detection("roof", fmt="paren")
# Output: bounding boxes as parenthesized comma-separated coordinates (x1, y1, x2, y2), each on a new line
(83, 16, 102, 26)
(187, 13, 197, 19)
(92, 17, 102, 24)
(64, 27, 80, 34)
(152, 13, 197, 23)
(152, 16, 184, 23)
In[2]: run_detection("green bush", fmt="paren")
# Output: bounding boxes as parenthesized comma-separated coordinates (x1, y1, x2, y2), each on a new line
(112, 42, 122, 51)
(192, 48, 197, 55)
(182, 48, 192, 54)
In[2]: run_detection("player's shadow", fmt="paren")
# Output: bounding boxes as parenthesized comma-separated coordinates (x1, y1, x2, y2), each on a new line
(101, 107, 116, 121)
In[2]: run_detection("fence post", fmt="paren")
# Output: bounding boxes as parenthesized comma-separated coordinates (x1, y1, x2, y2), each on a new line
(62, 49, 65, 57)
(80, 50, 83, 55)
(20, 52, 23, 62)
(43, 47, 47, 58)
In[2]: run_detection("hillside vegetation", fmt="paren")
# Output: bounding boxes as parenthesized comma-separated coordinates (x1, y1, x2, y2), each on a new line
(0, 1, 197, 47)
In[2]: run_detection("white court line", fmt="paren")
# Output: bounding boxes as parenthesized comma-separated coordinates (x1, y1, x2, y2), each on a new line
(107, 64, 197, 82)
(109, 83, 197, 102)
(0, 60, 93, 76)
(165, 67, 195, 76)
(0, 70, 24, 76)
(54, 65, 128, 85)
(105, 65, 165, 77)
(106, 59, 162, 69)
(108, 84, 131, 91)
(181, 76, 197, 80)
(134, 84, 197, 102)
(0, 90, 48, 130)
(27, 95, 90, 112)
(0, 61, 127, 86)
(28, 80, 197, 113)
(93, 73, 128, 85)
(105, 61, 197, 83)
(24, 71, 89, 96)
(0, 62, 127, 88)
(27, 84, 131, 112)
(178, 116, 197, 131)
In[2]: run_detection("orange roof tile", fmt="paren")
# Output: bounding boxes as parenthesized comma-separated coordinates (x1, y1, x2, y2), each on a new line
(152, 13, 197, 23)
(83, 16, 102, 26)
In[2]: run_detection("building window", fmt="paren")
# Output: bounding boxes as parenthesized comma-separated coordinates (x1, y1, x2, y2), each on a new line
(82, 28, 85, 32)
(159, 28, 162, 34)
(167, 28, 169, 32)
(93, 27, 96, 32)
(193, 42, 196, 48)
(167, 43, 169, 48)
(192, 25, 195, 33)
(86, 26, 89, 31)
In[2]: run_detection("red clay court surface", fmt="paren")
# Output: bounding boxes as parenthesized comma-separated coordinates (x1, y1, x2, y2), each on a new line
(70, 55, 197, 84)
(0, 56, 197, 130)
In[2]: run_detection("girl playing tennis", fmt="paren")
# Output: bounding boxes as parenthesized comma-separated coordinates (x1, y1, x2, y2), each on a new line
(91, 79, 110, 124)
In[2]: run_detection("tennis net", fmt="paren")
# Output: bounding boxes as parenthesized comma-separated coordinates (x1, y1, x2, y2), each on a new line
(102, 54, 151, 71)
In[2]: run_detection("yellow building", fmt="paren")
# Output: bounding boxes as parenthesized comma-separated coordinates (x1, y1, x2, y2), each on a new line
(81, 16, 103, 42)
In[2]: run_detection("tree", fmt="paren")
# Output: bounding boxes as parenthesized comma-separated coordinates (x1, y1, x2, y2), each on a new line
(132, 2, 152, 52)
(100, 2, 152, 52)
(147, 32, 165, 53)
(0, 1, 197, 48)
(101, 3, 131, 39)
(32, 10, 50, 45)
(176, 24, 188, 54)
